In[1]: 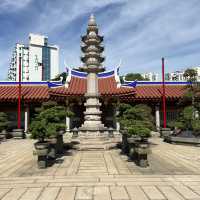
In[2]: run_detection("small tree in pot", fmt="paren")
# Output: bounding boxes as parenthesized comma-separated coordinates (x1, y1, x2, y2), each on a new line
(127, 122, 151, 167)
(30, 101, 73, 168)
(30, 119, 50, 168)
(118, 104, 154, 166)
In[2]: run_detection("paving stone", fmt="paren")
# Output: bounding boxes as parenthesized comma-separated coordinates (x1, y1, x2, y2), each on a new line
(38, 187, 60, 200)
(158, 186, 185, 200)
(126, 186, 148, 200)
(56, 187, 76, 200)
(142, 186, 166, 200)
(93, 186, 111, 200)
(2, 188, 27, 200)
(173, 185, 200, 199)
(110, 186, 129, 200)
(75, 187, 93, 199)
(0, 189, 10, 199)
(20, 187, 43, 200)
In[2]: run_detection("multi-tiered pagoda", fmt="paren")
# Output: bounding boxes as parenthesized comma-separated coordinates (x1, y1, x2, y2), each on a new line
(79, 14, 106, 132)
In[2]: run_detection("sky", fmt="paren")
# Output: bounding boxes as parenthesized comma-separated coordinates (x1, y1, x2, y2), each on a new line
(0, 0, 200, 80)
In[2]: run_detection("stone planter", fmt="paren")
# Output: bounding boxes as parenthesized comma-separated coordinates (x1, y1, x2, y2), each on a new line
(12, 129, 25, 139)
(166, 136, 200, 146)
(121, 130, 129, 154)
(135, 142, 149, 167)
(34, 141, 49, 169)
(56, 131, 64, 154)
(0, 130, 7, 141)
(127, 136, 141, 160)
(48, 138, 57, 159)
(160, 128, 171, 138)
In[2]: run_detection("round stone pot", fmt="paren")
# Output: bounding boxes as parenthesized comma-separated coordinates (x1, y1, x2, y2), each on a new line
(48, 138, 57, 159)
(0, 130, 7, 141)
(160, 128, 171, 138)
(56, 131, 64, 154)
(34, 141, 49, 169)
(135, 142, 149, 168)
(121, 131, 129, 155)
(127, 136, 141, 160)
(12, 129, 25, 139)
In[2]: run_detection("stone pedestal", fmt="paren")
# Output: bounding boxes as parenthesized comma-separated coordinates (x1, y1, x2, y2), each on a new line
(76, 131, 121, 150)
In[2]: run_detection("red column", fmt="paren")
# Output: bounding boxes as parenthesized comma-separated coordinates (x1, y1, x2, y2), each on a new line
(17, 56, 22, 129)
(162, 57, 167, 128)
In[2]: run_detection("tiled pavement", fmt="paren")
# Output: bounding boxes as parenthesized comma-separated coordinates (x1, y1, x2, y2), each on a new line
(0, 137, 200, 199)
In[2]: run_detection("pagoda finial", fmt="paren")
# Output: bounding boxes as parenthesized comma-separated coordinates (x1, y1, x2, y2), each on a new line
(88, 13, 96, 26)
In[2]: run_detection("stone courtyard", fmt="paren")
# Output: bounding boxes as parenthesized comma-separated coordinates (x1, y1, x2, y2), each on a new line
(0, 137, 200, 199)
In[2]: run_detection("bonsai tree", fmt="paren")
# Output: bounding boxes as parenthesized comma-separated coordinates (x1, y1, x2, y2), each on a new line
(0, 112, 9, 132)
(118, 103, 154, 138)
(30, 101, 73, 142)
(173, 68, 200, 135)
(191, 120, 200, 137)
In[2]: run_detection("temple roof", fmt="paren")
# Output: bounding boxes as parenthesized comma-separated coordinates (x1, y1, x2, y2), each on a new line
(0, 76, 188, 103)
(0, 67, 192, 103)
(49, 76, 134, 97)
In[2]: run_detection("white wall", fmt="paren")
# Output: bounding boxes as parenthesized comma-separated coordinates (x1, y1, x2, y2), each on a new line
(29, 45, 42, 81)
(50, 47, 59, 79)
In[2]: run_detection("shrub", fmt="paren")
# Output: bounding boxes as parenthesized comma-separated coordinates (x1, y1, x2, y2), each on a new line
(174, 121, 185, 130)
(0, 112, 9, 132)
(191, 120, 200, 137)
(118, 103, 154, 137)
(29, 101, 73, 141)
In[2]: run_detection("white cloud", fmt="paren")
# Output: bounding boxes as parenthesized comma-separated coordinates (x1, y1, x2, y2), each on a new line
(0, 0, 32, 13)
(1, 0, 200, 80)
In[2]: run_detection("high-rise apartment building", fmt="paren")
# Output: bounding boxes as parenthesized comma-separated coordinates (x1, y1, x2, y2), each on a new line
(8, 33, 59, 81)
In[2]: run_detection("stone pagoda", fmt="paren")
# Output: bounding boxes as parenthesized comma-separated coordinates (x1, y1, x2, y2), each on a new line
(79, 14, 106, 132)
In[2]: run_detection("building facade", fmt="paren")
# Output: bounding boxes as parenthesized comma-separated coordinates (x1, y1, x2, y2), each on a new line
(8, 33, 59, 82)
(165, 67, 200, 81)
(142, 72, 159, 81)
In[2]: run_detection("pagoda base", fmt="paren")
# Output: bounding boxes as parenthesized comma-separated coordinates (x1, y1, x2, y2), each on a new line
(79, 121, 106, 132)
(75, 130, 121, 151)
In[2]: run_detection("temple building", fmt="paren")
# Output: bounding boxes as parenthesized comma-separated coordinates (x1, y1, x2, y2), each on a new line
(0, 15, 189, 133)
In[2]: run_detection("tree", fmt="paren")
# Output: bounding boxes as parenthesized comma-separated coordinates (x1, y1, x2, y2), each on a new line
(51, 72, 67, 83)
(118, 104, 154, 138)
(183, 68, 197, 82)
(183, 68, 200, 117)
(125, 73, 149, 81)
(29, 101, 73, 142)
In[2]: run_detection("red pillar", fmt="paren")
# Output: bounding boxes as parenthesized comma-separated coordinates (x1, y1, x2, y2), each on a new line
(17, 56, 22, 129)
(162, 57, 167, 128)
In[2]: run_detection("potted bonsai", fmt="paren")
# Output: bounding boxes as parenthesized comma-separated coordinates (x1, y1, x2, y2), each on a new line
(165, 105, 200, 145)
(117, 104, 153, 167)
(30, 101, 73, 166)
(0, 112, 9, 141)
(30, 119, 50, 168)
(127, 123, 151, 167)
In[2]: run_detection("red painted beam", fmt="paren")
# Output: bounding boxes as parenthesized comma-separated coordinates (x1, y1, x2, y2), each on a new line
(17, 57, 21, 129)
(162, 57, 167, 128)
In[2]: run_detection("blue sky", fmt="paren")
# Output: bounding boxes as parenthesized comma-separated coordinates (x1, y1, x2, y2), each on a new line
(0, 0, 200, 80)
